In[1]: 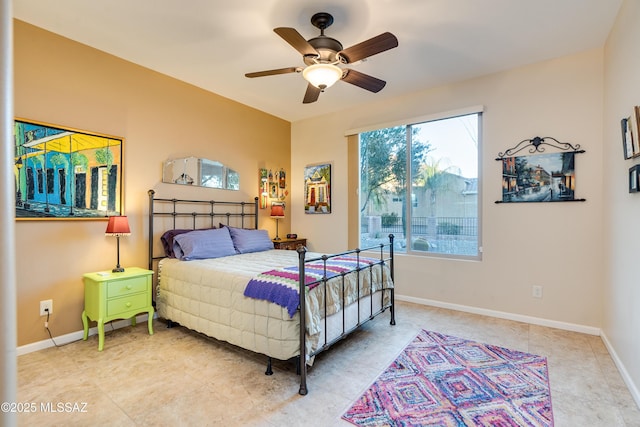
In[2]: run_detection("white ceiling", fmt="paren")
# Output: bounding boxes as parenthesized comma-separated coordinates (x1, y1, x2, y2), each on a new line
(14, 0, 622, 123)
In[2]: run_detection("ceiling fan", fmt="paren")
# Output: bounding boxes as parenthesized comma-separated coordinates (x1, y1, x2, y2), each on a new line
(245, 12, 398, 104)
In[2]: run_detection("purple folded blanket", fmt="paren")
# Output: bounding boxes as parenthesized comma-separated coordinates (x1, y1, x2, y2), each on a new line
(243, 256, 378, 318)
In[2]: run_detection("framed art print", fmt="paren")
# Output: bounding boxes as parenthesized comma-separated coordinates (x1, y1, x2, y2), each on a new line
(496, 136, 586, 203)
(622, 117, 633, 160)
(629, 165, 639, 193)
(630, 108, 640, 158)
(304, 163, 331, 214)
(500, 152, 577, 202)
(14, 118, 124, 220)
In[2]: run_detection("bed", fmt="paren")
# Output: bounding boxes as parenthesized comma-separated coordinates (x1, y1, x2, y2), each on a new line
(147, 190, 395, 395)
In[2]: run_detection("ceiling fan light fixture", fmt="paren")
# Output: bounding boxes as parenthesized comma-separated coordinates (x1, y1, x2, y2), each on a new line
(247, 13, 397, 103)
(302, 63, 342, 90)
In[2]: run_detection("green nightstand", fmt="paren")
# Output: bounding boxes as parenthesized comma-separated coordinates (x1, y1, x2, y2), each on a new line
(82, 267, 154, 351)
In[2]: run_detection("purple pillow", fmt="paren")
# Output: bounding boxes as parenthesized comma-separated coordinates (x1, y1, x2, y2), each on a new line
(227, 227, 274, 254)
(161, 229, 193, 258)
(172, 227, 237, 261)
(161, 227, 216, 258)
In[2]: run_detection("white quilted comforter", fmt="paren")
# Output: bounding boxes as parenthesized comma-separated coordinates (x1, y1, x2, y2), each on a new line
(156, 249, 393, 361)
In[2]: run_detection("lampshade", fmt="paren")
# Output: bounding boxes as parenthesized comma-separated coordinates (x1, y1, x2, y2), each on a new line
(270, 203, 285, 218)
(302, 63, 343, 89)
(105, 216, 131, 236)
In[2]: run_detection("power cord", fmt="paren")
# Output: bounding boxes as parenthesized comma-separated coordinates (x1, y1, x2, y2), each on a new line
(44, 308, 115, 347)
(43, 308, 115, 348)
(43, 308, 61, 347)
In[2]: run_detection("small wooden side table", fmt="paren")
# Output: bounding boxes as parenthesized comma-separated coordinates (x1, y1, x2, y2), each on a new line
(272, 238, 307, 250)
(82, 267, 154, 351)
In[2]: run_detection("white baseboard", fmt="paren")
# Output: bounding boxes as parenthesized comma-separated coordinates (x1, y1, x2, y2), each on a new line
(396, 294, 601, 335)
(599, 331, 640, 410)
(17, 313, 153, 356)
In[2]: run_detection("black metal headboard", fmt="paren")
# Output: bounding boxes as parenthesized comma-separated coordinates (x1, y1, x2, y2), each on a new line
(147, 189, 259, 269)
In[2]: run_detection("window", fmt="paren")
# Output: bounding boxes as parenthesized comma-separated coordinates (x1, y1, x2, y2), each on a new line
(359, 111, 481, 259)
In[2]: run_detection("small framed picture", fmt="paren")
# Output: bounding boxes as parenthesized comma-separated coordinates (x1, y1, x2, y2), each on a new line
(269, 181, 278, 199)
(304, 163, 331, 214)
(630, 108, 640, 158)
(622, 117, 633, 159)
(629, 165, 639, 193)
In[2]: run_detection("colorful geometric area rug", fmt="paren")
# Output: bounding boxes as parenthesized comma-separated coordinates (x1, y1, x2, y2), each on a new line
(342, 330, 553, 426)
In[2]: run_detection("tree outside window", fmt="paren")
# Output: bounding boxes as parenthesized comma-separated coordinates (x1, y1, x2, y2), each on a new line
(359, 113, 480, 259)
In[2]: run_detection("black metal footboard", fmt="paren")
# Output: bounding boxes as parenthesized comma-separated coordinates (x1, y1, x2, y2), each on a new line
(297, 235, 395, 395)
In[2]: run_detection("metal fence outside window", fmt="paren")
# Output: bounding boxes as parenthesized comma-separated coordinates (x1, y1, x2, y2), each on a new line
(361, 216, 478, 237)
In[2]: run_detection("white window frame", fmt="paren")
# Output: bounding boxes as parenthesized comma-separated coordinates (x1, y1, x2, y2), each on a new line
(349, 106, 483, 261)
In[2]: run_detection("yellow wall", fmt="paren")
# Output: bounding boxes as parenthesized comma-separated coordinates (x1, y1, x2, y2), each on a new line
(13, 20, 291, 347)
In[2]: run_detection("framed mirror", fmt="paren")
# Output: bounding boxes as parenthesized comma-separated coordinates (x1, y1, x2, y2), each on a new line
(163, 157, 239, 190)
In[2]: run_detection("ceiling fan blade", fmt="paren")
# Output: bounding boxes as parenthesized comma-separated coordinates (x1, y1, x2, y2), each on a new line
(338, 32, 398, 63)
(341, 69, 386, 93)
(245, 67, 301, 78)
(303, 84, 321, 104)
(274, 27, 319, 57)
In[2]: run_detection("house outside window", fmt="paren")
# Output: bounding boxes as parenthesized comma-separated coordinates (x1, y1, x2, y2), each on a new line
(359, 110, 481, 259)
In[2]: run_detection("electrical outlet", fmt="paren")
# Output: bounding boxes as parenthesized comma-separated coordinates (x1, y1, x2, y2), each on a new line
(532, 285, 543, 299)
(39, 299, 53, 316)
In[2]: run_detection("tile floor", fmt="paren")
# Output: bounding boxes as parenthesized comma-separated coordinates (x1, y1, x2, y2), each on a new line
(16, 301, 640, 426)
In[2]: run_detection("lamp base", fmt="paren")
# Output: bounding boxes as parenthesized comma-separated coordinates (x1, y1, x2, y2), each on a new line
(273, 217, 282, 241)
(112, 266, 125, 273)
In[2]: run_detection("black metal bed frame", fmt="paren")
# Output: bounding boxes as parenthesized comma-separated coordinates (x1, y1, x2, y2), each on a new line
(147, 189, 259, 266)
(147, 189, 395, 395)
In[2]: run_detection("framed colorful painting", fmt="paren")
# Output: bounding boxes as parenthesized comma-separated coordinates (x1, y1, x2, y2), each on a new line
(500, 152, 578, 202)
(496, 136, 585, 203)
(304, 163, 331, 214)
(14, 118, 124, 220)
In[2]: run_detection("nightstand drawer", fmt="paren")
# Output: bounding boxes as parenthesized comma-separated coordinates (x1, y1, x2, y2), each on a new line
(107, 276, 148, 298)
(107, 293, 149, 316)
